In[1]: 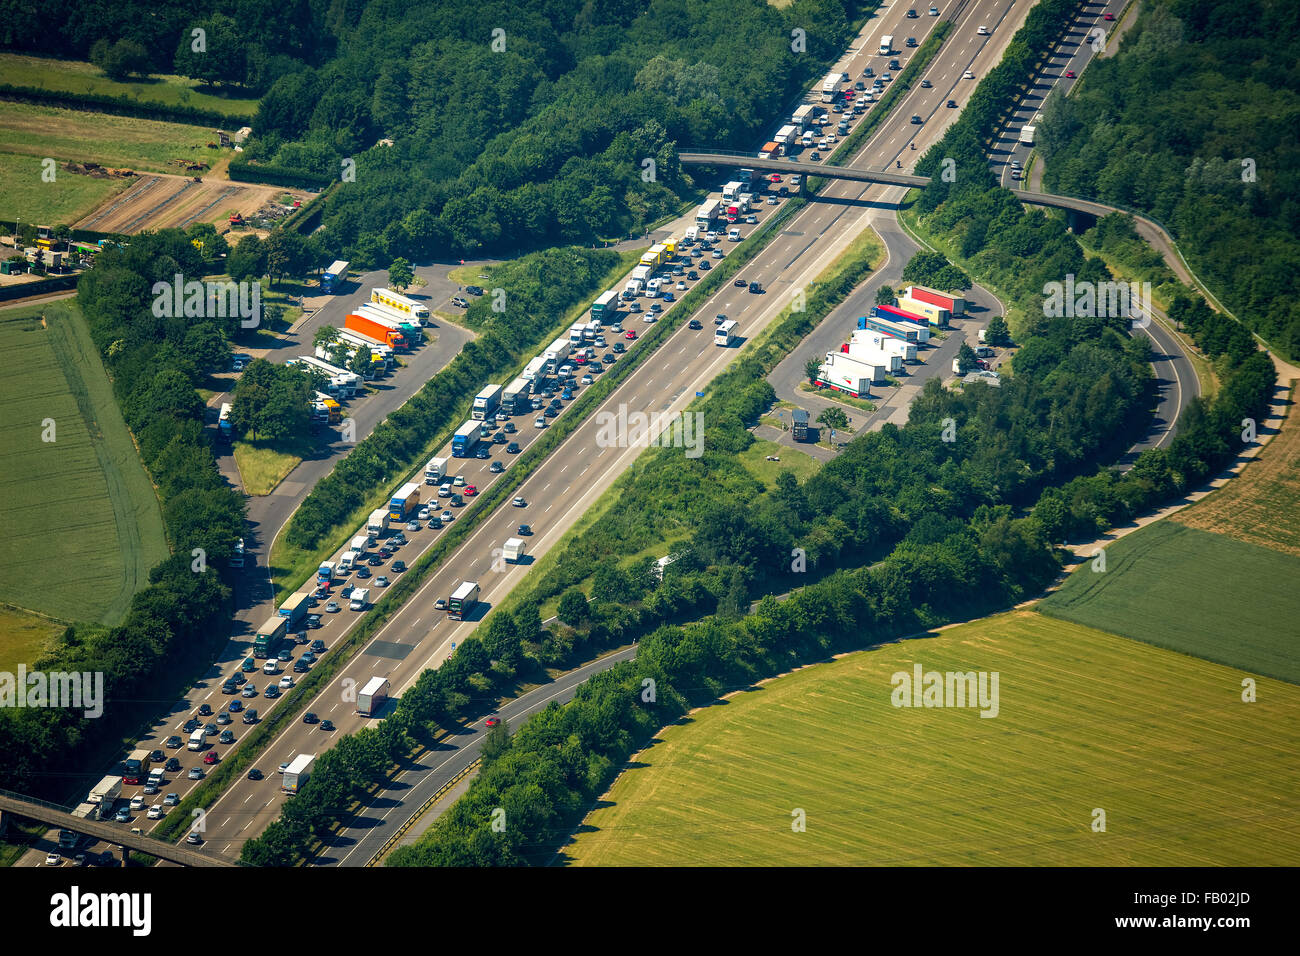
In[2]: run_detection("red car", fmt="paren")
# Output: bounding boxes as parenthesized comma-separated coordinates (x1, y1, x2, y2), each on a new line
(464, 485, 477, 496)
(624, 330, 637, 340)
(1064, 70, 1076, 78)
(1103, 12, 1114, 20)
(203, 752, 219, 765)
(768, 173, 781, 182)
(485, 717, 500, 728)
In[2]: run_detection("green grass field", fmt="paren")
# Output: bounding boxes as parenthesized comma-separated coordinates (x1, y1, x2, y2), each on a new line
(0, 605, 64, 674)
(1040, 521, 1300, 684)
(0, 151, 131, 224)
(0, 302, 168, 625)
(0, 53, 259, 119)
(0, 100, 222, 175)
(563, 610, 1300, 866)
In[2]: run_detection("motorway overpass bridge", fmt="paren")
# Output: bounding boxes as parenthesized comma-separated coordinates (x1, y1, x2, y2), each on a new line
(679, 150, 1106, 230)
(0, 789, 234, 867)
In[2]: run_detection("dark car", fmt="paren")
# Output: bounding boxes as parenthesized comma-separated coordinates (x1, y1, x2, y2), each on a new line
(165, 757, 182, 772)
(320, 720, 335, 732)
(148, 749, 165, 763)
(311, 640, 326, 653)
(303, 712, 319, 724)
(367, 555, 384, 566)
(506, 442, 520, 454)
(687, 270, 698, 280)
(355, 566, 371, 579)
(699, 259, 711, 270)
(517, 524, 532, 535)
(230, 672, 247, 685)
(733, 278, 747, 287)
(465, 285, 484, 296)
(277, 649, 292, 662)
(476, 445, 490, 459)
(242, 709, 258, 724)
(184, 718, 200, 733)
(749, 281, 763, 294)
(947, 99, 957, 108)
(493, 432, 507, 444)
(247, 768, 263, 780)
(198, 704, 212, 716)
(301, 652, 316, 664)
(165, 735, 182, 749)
(221, 681, 237, 695)
(391, 560, 406, 573)
(688, 319, 702, 330)
(294, 660, 309, 673)
(305, 614, 322, 629)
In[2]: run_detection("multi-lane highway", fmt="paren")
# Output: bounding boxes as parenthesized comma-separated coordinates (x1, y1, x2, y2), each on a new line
(21, 0, 1197, 868)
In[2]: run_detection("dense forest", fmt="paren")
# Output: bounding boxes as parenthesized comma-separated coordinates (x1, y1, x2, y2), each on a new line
(1038, 0, 1300, 359)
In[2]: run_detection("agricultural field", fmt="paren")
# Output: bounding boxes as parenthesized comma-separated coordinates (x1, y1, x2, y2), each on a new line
(1171, 399, 1300, 557)
(0, 302, 168, 626)
(0, 100, 222, 174)
(0, 151, 130, 224)
(563, 611, 1300, 866)
(1040, 521, 1300, 684)
(0, 605, 64, 675)
(0, 53, 259, 119)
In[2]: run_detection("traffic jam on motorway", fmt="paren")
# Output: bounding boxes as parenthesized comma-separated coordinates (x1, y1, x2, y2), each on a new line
(37, 2, 1045, 868)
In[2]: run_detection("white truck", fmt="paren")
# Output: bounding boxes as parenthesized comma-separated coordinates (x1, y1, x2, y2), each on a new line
(357, 677, 390, 717)
(87, 776, 122, 819)
(425, 456, 449, 485)
(624, 277, 644, 298)
(522, 356, 547, 382)
(502, 537, 526, 563)
(188, 728, 205, 751)
(1019, 125, 1036, 145)
(774, 124, 799, 146)
(350, 534, 371, 558)
(338, 551, 356, 573)
(349, 587, 371, 611)
(821, 71, 840, 103)
(282, 754, 315, 795)
(792, 104, 816, 129)
(367, 508, 390, 535)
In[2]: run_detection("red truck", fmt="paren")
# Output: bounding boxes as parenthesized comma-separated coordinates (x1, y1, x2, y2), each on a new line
(345, 312, 407, 351)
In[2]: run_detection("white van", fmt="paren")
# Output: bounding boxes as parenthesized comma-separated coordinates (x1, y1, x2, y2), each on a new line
(645, 279, 662, 298)
(800, 131, 814, 147)
(338, 551, 355, 572)
(624, 278, 643, 297)
(187, 729, 205, 751)
(727, 227, 741, 241)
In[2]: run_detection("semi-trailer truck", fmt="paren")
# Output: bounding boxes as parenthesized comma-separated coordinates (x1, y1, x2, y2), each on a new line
(896, 295, 951, 327)
(448, 581, 479, 621)
(122, 749, 151, 785)
(282, 754, 315, 794)
(321, 260, 349, 293)
(357, 677, 390, 716)
(370, 288, 430, 324)
(254, 614, 288, 659)
(278, 592, 310, 629)
(502, 377, 532, 415)
(774, 124, 798, 146)
(792, 104, 816, 128)
(821, 71, 840, 102)
(852, 329, 917, 362)
(87, 776, 121, 818)
(522, 357, 547, 382)
(425, 456, 449, 485)
(388, 482, 421, 521)
(292, 356, 360, 397)
(317, 340, 385, 378)
(344, 311, 408, 351)
(903, 283, 966, 316)
(819, 351, 886, 397)
(861, 312, 929, 343)
(472, 384, 503, 420)
(359, 303, 423, 344)
(695, 199, 720, 228)
(873, 304, 934, 336)
(452, 419, 482, 457)
(337, 329, 395, 369)
(591, 290, 618, 322)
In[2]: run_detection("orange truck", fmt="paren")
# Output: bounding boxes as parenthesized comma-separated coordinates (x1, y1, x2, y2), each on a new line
(345, 311, 407, 350)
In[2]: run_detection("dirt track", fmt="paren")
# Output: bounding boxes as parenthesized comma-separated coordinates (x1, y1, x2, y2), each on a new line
(75, 171, 309, 234)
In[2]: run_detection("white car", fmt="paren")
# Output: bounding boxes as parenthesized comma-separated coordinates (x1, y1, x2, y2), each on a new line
(441, 510, 453, 523)
(963, 69, 975, 79)
(705, 231, 718, 242)
(581, 375, 594, 386)
(279, 676, 294, 689)
(453, 475, 466, 487)
(675, 282, 686, 291)
(534, 417, 546, 428)
(130, 794, 145, 811)
(417, 506, 431, 519)
(45, 852, 60, 866)
(977, 25, 989, 35)
(818, 137, 829, 149)
(147, 805, 163, 820)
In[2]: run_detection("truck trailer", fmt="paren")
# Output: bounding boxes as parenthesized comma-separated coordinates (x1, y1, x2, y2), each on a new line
(821, 71, 841, 102)
(282, 754, 315, 794)
(502, 537, 526, 563)
(696, 199, 720, 228)
(87, 776, 121, 818)
(357, 677, 390, 716)
(591, 290, 619, 322)
(425, 456, 449, 485)
(775, 124, 798, 146)
(367, 509, 391, 536)
(448, 581, 479, 621)
(321, 260, 349, 294)
(844, 341, 902, 373)
(123, 749, 151, 785)
(254, 615, 288, 659)
(388, 482, 421, 521)
(522, 357, 547, 382)
(502, 377, 532, 415)
(792, 104, 816, 129)
(897, 295, 951, 327)
(370, 288, 430, 324)
(452, 419, 482, 457)
(355, 303, 423, 345)
(904, 284, 966, 316)
(819, 351, 886, 397)
(852, 329, 917, 362)
(345, 311, 407, 351)
(759, 141, 782, 159)
(860, 313, 928, 344)
(337, 329, 394, 369)
(278, 592, 310, 629)
(473, 384, 503, 420)
(874, 304, 935, 337)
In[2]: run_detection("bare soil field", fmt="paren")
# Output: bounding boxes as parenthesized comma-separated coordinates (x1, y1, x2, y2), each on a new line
(75, 171, 307, 234)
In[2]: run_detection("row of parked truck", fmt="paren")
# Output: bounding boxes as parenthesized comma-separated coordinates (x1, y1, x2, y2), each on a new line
(816, 285, 967, 398)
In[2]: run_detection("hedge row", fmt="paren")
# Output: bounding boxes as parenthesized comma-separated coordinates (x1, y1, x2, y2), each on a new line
(0, 83, 251, 126)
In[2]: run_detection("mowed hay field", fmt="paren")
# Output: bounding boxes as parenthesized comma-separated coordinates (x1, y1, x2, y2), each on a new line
(0, 151, 130, 224)
(1171, 394, 1300, 557)
(0, 302, 167, 625)
(563, 611, 1300, 866)
(0, 605, 64, 674)
(1041, 521, 1300, 684)
(0, 101, 221, 174)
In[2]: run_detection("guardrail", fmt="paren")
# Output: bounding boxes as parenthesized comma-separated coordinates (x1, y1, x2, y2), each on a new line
(365, 759, 481, 866)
